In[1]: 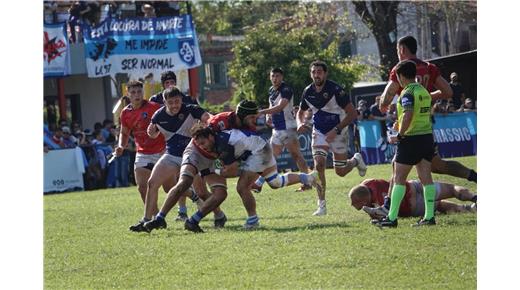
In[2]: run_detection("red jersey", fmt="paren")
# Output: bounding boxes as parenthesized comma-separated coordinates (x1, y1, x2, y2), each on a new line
(120, 100, 165, 154)
(389, 58, 441, 95)
(363, 179, 414, 217)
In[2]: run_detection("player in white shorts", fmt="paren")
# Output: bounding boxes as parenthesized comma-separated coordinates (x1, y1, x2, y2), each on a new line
(297, 60, 368, 216)
(254, 68, 311, 193)
(192, 126, 322, 230)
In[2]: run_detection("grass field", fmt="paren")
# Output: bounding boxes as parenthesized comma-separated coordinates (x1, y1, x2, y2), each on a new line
(44, 156, 476, 289)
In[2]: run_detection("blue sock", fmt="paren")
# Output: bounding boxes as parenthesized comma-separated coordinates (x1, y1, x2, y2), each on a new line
(178, 205, 187, 214)
(299, 173, 309, 185)
(246, 215, 259, 224)
(255, 176, 265, 187)
(156, 212, 166, 220)
(190, 210, 204, 224)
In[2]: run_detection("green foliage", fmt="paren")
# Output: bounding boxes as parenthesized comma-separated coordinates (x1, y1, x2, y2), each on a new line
(45, 157, 477, 289)
(229, 23, 367, 107)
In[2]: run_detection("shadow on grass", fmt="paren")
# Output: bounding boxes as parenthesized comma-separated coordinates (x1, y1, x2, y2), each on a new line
(221, 221, 350, 233)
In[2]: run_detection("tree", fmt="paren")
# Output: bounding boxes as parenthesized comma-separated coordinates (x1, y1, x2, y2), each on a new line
(228, 20, 366, 108)
(351, 1, 400, 80)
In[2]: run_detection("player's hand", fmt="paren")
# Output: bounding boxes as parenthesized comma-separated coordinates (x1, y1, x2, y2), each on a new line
(147, 123, 159, 138)
(379, 104, 389, 114)
(388, 135, 399, 144)
(114, 146, 124, 157)
(297, 124, 310, 134)
(325, 129, 337, 143)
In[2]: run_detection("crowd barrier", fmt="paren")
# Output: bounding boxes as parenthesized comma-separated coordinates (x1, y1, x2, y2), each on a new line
(44, 147, 86, 192)
(358, 112, 477, 165)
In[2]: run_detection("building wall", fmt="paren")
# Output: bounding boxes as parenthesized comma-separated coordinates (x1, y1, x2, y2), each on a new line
(44, 76, 107, 130)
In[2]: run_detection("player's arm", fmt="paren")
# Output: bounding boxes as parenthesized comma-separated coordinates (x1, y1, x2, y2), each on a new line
(200, 112, 211, 125)
(430, 75, 453, 101)
(338, 103, 357, 130)
(147, 123, 161, 139)
(259, 98, 289, 115)
(379, 81, 400, 112)
(115, 124, 130, 156)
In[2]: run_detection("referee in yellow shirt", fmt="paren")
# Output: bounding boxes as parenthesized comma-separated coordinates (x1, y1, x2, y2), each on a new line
(376, 60, 436, 228)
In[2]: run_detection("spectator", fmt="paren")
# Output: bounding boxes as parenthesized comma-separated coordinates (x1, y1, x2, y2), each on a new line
(370, 96, 390, 138)
(118, 1, 136, 18)
(449, 72, 466, 110)
(61, 126, 78, 147)
(446, 101, 457, 113)
(44, 124, 60, 150)
(45, 101, 57, 129)
(142, 3, 156, 18)
(99, 1, 118, 22)
(101, 119, 116, 143)
(458, 98, 476, 112)
(432, 100, 447, 114)
(44, 1, 58, 24)
(153, 1, 181, 17)
(68, 2, 88, 43)
(356, 100, 371, 121)
(52, 127, 66, 148)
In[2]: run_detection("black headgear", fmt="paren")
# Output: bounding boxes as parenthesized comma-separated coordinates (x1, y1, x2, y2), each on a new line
(236, 100, 258, 123)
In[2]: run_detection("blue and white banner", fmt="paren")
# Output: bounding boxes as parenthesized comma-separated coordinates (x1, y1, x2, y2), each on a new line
(358, 112, 477, 164)
(83, 15, 202, 78)
(44, 22, 71, 77)
(433, 112, 477, 158)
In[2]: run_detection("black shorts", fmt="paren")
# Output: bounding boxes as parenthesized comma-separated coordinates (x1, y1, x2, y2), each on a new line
(395, 134, 434, 165)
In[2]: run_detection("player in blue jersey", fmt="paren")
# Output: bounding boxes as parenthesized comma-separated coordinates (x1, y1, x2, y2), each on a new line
(253, 68, 311, 193)
(130, 86, 226, 232)
(296, 60, 368, 216)
(188, 125, 321, 231)
(149, 70, 198, 105)
(148, 70, 199, 220)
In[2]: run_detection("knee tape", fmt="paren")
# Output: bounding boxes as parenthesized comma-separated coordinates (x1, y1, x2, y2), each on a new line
(313, 148, 328, 158)
(209, 183, 227, 190)
(264, 171, 286, 189)
(333, 160, 348, 168)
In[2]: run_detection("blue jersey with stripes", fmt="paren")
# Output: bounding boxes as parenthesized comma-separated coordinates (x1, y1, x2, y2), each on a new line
(269, 82, 297, 130)
(214, 129, 267, 165)
(151, 104, 206, 156)
(299, 80, 350, 134)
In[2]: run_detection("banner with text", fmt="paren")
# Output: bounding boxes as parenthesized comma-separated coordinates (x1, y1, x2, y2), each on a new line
(358, 112, 477, 165)
(83, 15, 202, 78)
(44, 22, 71, 77)
(44, 147, 85, 193)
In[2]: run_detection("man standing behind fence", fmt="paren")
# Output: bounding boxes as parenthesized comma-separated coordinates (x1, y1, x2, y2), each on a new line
(296, 60, 367, 216)
(253, 68, 311, 193)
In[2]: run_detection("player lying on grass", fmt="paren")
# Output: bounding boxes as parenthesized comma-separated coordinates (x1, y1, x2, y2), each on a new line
(349, 179, 477, 221)
(189, 126, 322, 231)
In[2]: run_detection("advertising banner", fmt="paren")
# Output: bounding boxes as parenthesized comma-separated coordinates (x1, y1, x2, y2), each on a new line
(44, 147, 85, 193)
(83, 15, 202, 78)
(358, 112, 477, 165)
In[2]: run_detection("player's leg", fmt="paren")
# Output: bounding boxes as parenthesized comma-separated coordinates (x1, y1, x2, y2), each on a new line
(436, 200, 476, 214)
(285, 134, 312, 192)
(236, 170, 260, 229)
(261, 165, 316, 189)
(185, 173, 228, 233)
(252, 133, 284, 193)
(312, 146, 328, 216)
(134, 167, 152, 203)
(191, 173, 226, 223)
(431, 154, 477, 183)
(144, 163, 196, 232)
(143, 155, 178, 220)
(331, 128, 367, 177)
(436, 182, 477, 202)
